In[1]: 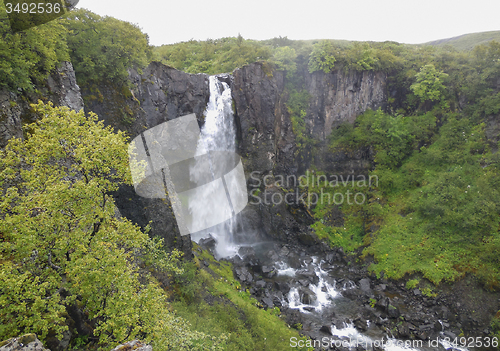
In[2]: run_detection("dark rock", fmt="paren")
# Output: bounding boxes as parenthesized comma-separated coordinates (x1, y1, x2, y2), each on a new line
(262, 266, 273, 274)
(198, 234, 217, 253)
(353, 318, 368, 331)
(359, 278, 371, 294)
(274, 281, 291, 294)
(387, 304, 400, 319)
(319, 325, 332, 335)
(262, 297, 274, 309)
(255, 280, 266, 289)
(397, 323, 410, 337)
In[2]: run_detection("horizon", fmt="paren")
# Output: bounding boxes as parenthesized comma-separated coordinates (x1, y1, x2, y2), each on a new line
(78, 0, 500, 47)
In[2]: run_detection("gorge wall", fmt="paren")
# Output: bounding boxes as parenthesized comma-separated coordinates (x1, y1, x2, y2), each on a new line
(0, 60, 387, 254)
(104, 61, 387, 250)
(0, 61, 83, 148)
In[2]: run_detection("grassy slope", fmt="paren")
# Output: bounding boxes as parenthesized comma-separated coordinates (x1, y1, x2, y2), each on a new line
(425, 30, 500, 50)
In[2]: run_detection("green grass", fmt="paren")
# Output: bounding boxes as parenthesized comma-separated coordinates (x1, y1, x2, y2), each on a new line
(170, 244, 311, 351)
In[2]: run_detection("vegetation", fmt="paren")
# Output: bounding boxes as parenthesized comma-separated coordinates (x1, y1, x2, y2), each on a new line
(425, 30, 500, 51)
(2, 3, 500, 346)
(62, 9, 151, 87)
(171, 244, 309, 351)
(0, 102, 224, 350)
(153, 35, 272, 75)
(314, 41, 500, 292)
(308, 40, 336, 73)
(0, 2, 69, 91)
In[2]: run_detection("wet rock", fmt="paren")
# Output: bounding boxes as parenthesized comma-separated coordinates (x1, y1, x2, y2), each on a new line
(255, 280, 266, 289)
(341, 287, 361, 300)
(198, 234, 217, 253)
(279, 246, 290, 257)
(262, 266, 273, 274)
(272, 295, 283, 307)
(299, 288, 315, 305)
(353, 318, 368, 331)
(397, 323, 410, 337)
(298, 279, 310, 287)
(434, 320, 443, 332)
(262, 297, 274, 309)
(359, 278, 371, 294)
(261, 265, 276, 277)
(387, 304, 400, 319)
(234, 266, 253, 283)
(274, 281, 291, 294)
(319, 325, 332, 335)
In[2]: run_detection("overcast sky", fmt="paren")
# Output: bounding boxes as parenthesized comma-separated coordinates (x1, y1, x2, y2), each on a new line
(78, 0, 500, 46)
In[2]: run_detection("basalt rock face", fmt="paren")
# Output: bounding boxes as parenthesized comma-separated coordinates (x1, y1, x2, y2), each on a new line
(305, 70, 386, 139)
(91, 62, 211, 258)
(304, 70, 385, 176)
(231, 63, 387, 242)
(0, 61, 83, 148)
(0, 59, 387, 254)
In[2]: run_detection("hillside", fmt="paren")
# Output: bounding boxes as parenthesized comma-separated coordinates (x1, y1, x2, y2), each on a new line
(425, 30, 500, 50)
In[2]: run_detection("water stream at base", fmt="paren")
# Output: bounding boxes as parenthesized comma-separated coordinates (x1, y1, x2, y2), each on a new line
(191, 76, 470, 351)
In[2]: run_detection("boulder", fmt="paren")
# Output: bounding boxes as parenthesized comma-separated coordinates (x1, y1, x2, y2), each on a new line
(0, 334, 49, 351)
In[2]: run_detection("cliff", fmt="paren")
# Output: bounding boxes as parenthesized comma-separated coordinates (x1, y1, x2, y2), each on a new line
(0, 61, 83, 148)
(0, 59, 387, 251)
(230, 62, 386, 242)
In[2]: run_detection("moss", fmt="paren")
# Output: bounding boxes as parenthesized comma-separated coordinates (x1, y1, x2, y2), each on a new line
(260, 61, 274, 78)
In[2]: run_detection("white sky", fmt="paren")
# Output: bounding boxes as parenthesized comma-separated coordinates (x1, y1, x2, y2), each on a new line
(77, 0, 500, 46)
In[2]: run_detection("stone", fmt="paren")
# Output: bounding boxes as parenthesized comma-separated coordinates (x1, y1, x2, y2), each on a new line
(387, 304, 400, 319)
(319, 325, 332, 335)
(0, 334, 49, 351)
(111, 340, 152, 351)
(262, 297, 274, 309)
(255, 280, 266, 288)
(358, 278, 371, 293)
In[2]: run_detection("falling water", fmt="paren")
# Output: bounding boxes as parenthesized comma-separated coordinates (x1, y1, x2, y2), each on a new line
(189, 76, 241, 258)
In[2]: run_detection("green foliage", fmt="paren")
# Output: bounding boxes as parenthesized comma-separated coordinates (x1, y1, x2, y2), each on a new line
(0, 2, 69, 91)
(62, 9, 151, 86)
(330, 109, 437, 170)
(406, 279, 419, 289)
(153, 36, 271, 75)
(287, 89, 312, 156)
(308, 40, 336, 73)
(170, 245, 310, 351)
(411, 64, 448, 102)
(0, 102, 223, 350)
(272, 46, 297, 75)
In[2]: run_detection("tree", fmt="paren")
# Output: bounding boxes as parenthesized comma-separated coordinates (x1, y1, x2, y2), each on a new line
(272, 46, 297, 75)
(308, 40, 336, 73)
(410, 64, 448, 102)
(0, 102, 222, 350)
(0, 7, 69, 91)
(62, 9, 151, 86)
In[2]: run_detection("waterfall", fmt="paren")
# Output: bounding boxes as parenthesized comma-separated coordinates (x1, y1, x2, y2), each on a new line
(189, 76, 241, 258)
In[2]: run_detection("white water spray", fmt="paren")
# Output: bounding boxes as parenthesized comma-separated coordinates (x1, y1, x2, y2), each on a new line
(189, 76, 241, 258)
